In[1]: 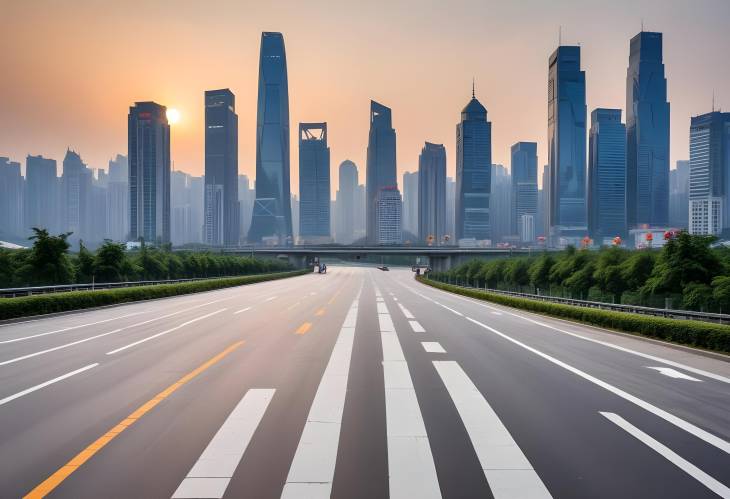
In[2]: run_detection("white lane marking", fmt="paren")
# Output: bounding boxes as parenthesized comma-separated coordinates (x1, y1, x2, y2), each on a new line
(377, 302, 389, 314)
(397, 303, 415, 319)
(264, 296, 277, 302)
(106, 309, 226, 355)
(172, 389, 275, 498)
(0, 299, 231, 367)
(282, 296, 360, 498)
(601, 412, 730, 498)
(421, 342, 446, 353)
(378, 298, 441, 498)
(434, 361, 551, 498)
(646, 367, 702, 382)
(491, 311, 502, 316)
(464, 317, 730, 455)
(309, 292, 317, 296)
(409, 321, 426, 333)
(0, 363, 98, 406)
(234, 307, 252, 315)
(0, 311, 146, 344)
(393, 297, 398, 302)
(414, 283, 730, 385)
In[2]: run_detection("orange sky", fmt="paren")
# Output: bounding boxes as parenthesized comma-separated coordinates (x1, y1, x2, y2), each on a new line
(1, 0, 728, 194)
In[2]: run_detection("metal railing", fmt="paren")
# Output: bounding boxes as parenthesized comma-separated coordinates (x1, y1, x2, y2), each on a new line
(427, 277, 730, 324)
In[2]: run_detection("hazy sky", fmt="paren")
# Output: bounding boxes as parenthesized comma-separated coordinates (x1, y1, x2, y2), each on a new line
(1, 0, 728, 194)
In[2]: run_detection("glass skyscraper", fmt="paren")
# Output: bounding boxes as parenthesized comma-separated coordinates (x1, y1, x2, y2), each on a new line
(128, 101, 171, 244)
(418, 142, 447, 244)
(24, 155, 58, 234)
(248, 32, 293, 245)
(588, 108, 627, 242)
(548, 45, 587, 246)
(510, 142, 538, 242)
(298, 122, 331, 242)
(455, 90, 491, 242)
(335, 160, 358, 244)
(366, 100, 398, 243)
(626, 31, 670, 229)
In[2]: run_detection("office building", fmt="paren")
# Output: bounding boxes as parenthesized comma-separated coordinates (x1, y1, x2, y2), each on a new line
(418, 142, 446, 244)
(490, 164, 511, 243)
(669, 160, 690, 229)
(375, 187, 402, 244)
(24, 155, 58, 235)
(107, 154, 129, 241)
(510, 142, 538, 242)
(298, 122, 330, 242)
(366, 101, 398, 243)
(336, 160, 358, 244)
(61, 149, 92, 242)
(445, 177, 455, 243)
(238, 174, 255, 240)
(0, 157, 24, 239)
(402, 171, 419, 237)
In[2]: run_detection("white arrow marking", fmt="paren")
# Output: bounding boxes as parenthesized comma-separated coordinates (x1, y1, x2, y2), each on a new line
(646, 367, 702, 382)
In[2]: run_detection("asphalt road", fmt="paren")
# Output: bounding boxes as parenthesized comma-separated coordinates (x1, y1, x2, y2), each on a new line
(0, 266, 729, 498)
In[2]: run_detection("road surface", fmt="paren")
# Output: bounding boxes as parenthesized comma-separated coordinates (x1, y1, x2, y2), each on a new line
(0, 266, 728, 498)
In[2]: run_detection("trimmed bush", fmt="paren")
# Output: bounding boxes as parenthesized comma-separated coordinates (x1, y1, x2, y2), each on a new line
(418, 276, 730, 353)
(0, 270, 310, 320)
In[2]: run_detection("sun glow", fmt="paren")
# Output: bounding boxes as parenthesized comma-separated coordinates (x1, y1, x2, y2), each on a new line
(166, 108, 181, 125)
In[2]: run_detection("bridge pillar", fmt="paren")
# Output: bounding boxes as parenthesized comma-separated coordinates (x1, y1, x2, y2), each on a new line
(430, 255, 452, 272)
(288, 254, 310, 269)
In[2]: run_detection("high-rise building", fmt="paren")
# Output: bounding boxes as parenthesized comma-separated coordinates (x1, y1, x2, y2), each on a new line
(490, 164, 511, 243)
(669, 160, 690, 229)
(366, 100, 398, 243)
(249, 32, 292, 245)
(520, 214, 535, 243)
(336, 160, 358, 244)
(588, 109, 627, 243)
(354, 184, 366, 242)
(238, 174, 255, 241)
(61, 149, 92, 243)
(626, 31, 670, 229)
(445, 177, 455, 243)
(0, 157, 24, 239)
(375, 187, 402, 244)
(24, 155, 58, 235)
(107, 154, 129, 241)
(510, 142, 538, 242)
(548, 46, 587, 246)
(128, 101, 171, 244)
(418, 142, 446, 244)
(402, 171, 419, 237)
(298, 123, 330, 242)
(688, 112, 730, 235)
(538, 164, 549, 239)
(456, 88, 491, 243)
(204, 89, 239, 246)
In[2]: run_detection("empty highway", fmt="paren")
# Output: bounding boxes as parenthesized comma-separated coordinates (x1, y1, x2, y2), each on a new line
(0, 266, 729, 498)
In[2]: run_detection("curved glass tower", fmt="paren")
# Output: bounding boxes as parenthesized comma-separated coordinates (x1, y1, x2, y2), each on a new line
(248, 32, 293, 245)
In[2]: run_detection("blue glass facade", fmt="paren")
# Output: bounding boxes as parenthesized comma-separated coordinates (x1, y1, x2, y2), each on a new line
(249, 32, 293, 244)
(298, 122, 331, 240)
(588, 109, 627, 241)
(455, 93, 491, 241)
(510, 142, 538, 239)
(366, 101, 397, 243)
(626, 31, 670, 229)
(417, 142, 447, 243)
(548, 46, 587, 243)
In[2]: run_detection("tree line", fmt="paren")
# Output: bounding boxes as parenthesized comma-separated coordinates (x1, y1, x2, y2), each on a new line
(0, 228, 292, 288)
(429, 232, 730, 313)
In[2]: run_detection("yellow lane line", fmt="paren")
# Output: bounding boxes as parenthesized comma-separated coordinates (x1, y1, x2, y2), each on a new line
(315, 308, 326, 317)
(24, 341, 245, 499)
(295, 322, 312, 335)
(327, 290, 340, 305)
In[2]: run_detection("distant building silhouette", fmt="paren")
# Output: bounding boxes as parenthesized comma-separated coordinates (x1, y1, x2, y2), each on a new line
(204, 89, 239, 246)
(366, 100, 398, 243)
(107, 154, 128, 241)
(588, 109, 627, 243)
(375, 187, 402, 244)
(249, 32, 293, 245)
(238, 174, 255, 240)
(402, 171, 419, 237)
(510, 142, 538, 242)
(128, 101, 171, 244)
(298, 122, 331, 242)
(548, 46, 587, 246)
(62, 149, 92, 243)
(0, 157, 23, 239)
(335, 160, 358, 244)
(626, 31, 670, 229)
(24, 155, 58, 235)
(490, 164, 511, 243)
(669, 160, 689, 229)
(418, 142, 446, 244)
(445, 177, 455, 242)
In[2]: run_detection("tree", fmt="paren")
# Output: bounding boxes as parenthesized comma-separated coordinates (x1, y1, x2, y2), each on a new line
(529, 254, 554, 293)
(94, 240, 130, 282)
(75, 240, 95, 283)
(19, 228, 74, 285)
(505, 258, 530, 291)
(619, 251, 655, 291)
(682, 282, 713, 311)
(712, 275, 730, 313)
(593, 246, 629, 302)
(564, 260, 596, 299)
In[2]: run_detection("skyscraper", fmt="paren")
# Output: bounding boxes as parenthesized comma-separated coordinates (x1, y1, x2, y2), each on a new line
(375, 187, 402, 244)
(669, 160, 690, 229)
(402, 171, 419, 237)
(0, 157, 24, 239)
(61, 149, 92, 242)
(238, 174, 255, 240)
(107, 154, 129, 241)
(510, 142, 538, 242)
(688, 112, 730, 235)
(626, 31, 670, 229)
(588, 109, 627, 242)
(418, 142, 446, 244)
(298, 122, 331, 242)
(128, 101, 171, 244)
(204, 88, 239, 246)
(455, 88, 491, 242)
(490, 164, 511, 243)
(249, 32, 292, 245)
(445, 177, 455, 243)
(24, 155, 58, 234)
(548, 46, 587, 246)
(366, 100, 398, 243)
(336, 160, 358, 244)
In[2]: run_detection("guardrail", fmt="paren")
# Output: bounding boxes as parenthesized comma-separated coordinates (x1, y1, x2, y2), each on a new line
(427, 277, 730, 325)
(0, 275, 248, 298)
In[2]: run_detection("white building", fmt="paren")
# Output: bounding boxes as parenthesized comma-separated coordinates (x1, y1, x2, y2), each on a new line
(375, 188, 402, 244)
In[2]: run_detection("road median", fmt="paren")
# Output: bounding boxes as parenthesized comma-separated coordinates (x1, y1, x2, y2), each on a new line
(417, 276, 730, 354)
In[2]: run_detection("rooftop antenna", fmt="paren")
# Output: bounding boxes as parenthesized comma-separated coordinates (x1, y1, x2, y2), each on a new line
(472, 77, 475, 99)
(641, 18, 644, 32)
(712, 89, 715, 112)
(559, 26, 562, 45)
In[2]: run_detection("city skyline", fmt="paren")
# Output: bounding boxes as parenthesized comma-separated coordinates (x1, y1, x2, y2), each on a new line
(2, 1, 729, 196)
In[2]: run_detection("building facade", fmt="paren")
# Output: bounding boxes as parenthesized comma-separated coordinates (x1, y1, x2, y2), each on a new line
(375, 187, 402, 244)
(669, 160, 690, 229)
(0, 157, 24, 239)
(298, 122, 331, 242)
(366, 100, 398, 243)
(335, 160, 358, 244)
(24, 155, 58, 235)
(61, 149, 92, 243)
(510, 142, 538, 242)
(417, 142, 447, 244)
(402, 171, 419, 237)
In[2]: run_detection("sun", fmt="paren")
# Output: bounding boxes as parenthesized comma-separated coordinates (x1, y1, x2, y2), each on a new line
(166, 108, 181, 125)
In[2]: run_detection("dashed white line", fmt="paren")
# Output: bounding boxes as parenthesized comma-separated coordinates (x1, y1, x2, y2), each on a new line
(409, 320, 426, 333)
(264, 296, 277, 302)
(421, 342, 446, 353)
(397, 303, 414, 319)
(646, 367, 702, 382)
(234, 307, 252, 315)
(0, 363, 98, 407)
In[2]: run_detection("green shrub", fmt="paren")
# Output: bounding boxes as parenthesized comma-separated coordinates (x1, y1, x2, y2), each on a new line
(0, 270, 309, 320)
(418, 276, 730, 353)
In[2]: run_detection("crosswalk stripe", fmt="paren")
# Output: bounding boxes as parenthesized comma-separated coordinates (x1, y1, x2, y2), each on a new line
(172, 389, 275, 499)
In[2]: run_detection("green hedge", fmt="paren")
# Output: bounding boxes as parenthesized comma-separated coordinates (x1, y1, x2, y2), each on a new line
(0, 270, 310, 320)
(417, 276, 730, 353)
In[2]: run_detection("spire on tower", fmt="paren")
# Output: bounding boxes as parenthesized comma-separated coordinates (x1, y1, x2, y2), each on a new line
(472, 77, 475, 99)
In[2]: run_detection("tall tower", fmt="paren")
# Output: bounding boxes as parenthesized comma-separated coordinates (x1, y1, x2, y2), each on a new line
(204, 88, 239, 246)
(418, 142, 447, 244)
(336, 160, 358, 244)
(510, 142, 538, 242)
(248, 32, 292, 245)
(548, 46, 587, 246)
(626, 31, 670, 229)
(24, 155, 58, 234)
(61, 149, 92, 242)
(298, 122, 330, 242)
(366, 100, 397, 243)
(455, 88, 491, 242)
(128, 101, 171, 244)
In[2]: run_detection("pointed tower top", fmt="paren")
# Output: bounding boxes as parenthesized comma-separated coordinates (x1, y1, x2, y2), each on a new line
(472, 78, 475, 99)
